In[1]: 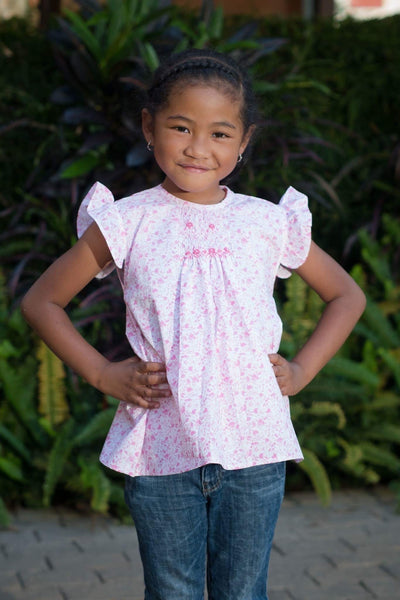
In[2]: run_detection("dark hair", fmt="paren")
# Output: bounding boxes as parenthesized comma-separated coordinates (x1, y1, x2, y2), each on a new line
(145, 48, 260, 181)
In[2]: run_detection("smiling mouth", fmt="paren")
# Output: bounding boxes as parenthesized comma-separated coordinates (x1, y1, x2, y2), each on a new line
(179, 164, 210, 173)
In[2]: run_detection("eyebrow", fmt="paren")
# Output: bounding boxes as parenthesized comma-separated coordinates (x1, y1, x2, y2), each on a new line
(166, 115, 237, 130)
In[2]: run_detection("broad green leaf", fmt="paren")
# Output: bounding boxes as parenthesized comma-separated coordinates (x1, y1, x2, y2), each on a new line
(0, 425, 31, 463)
(208, 6, 224, 39)
(60, 153, 100, 179)
(64, 9, 102, 61)
(141, 43, 159, 72)
(0, 457, 24, 482)
(73, 408, 115, 447)
(0, 340, 19, 359)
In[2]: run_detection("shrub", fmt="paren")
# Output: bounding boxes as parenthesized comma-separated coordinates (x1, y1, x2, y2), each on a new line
(1, 2, 399, 517)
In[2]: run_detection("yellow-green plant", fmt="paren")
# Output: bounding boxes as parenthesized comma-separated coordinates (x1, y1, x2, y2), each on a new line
(281, 216, 400, 506)
(37, 340, 69, 427)
(0, 269, 124, 524)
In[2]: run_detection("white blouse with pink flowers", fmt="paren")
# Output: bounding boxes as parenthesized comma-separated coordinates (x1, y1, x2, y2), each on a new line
(77, 183, 312, 476)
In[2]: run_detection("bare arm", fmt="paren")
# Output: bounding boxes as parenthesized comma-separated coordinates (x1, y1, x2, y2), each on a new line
(20, 223, 170, 408)
(269, 241, 366, 396)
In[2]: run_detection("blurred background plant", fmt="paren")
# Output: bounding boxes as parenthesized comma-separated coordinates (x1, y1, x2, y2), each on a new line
(280, 215, 400, 506)
(0, 0, 399, 523)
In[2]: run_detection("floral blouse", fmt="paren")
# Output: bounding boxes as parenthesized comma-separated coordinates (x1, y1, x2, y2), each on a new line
(77, 183, 312, 476)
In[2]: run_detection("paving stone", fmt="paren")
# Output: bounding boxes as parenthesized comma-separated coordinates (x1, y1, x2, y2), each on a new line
(1, 488, 399, 600)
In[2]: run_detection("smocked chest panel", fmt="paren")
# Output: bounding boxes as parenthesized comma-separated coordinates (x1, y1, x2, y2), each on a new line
(77, 183, 311, 476)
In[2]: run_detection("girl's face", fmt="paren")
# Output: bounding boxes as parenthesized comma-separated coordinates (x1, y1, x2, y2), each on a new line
(142, 84, 252, 205)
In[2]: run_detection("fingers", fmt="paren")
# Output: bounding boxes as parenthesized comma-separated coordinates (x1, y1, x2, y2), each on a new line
(269, 353, 287, 376)
(135, 360, 169, 388)
(131, 359, 172, 408)
(136, 360, 168, 384)
(268, 354, 306, 396)
(99, 358, 172, 409)
(136, 360, 166, 373)
(269, 353, 290, 395)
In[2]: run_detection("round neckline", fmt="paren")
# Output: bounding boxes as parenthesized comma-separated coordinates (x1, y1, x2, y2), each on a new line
(157, 184, 233, 210)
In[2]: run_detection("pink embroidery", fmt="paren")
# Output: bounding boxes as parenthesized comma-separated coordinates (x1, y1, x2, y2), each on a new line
(77, 183, 311, 477)
(183, 247, 231, 259)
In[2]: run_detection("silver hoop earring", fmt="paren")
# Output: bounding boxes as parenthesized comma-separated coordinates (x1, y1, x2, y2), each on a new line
(147, 140, 153, 152)
(237, 154, 243, 163)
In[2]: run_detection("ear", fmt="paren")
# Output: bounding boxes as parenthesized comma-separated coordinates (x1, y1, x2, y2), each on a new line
(141, 108, 154, 143)
(239, 125, 256, 155)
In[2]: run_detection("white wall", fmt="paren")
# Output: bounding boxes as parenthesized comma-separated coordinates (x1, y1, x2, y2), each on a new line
(0, 0, 31, 19)
(336, 0, 400, 19)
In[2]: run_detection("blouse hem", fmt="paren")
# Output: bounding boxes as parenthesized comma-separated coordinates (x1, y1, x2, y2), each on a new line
(99, 452, 304, 478)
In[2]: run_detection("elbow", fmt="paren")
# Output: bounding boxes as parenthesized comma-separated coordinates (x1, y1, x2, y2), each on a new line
(20, 288, 42, 328)
(20, 291, 34, 326)
(351, 282, 367, 320)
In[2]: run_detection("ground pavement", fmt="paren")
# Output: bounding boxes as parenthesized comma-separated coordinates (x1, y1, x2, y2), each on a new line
(0, 488, 399, 600)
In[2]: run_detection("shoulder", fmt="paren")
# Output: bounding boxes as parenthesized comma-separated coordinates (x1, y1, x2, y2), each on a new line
(115, 185, 165, 213)
(229, 187, 310, 222)
(229, 190, 285, 220)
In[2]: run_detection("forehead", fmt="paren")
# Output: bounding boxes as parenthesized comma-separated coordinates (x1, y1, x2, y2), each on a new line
(159, 83, 243, 123)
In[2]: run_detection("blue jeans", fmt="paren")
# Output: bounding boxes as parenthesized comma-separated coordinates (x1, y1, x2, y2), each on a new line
(124, 462, 286, 600)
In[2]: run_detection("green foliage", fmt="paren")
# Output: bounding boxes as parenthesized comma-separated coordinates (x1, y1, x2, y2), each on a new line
(75, 457, 111, 513)
(0, 270, 125, 521)
(246, 16, 400, 258)
(298, 448, 331, 506)
(43, 419, 75, 506)
(37, 340, 69, 426)
(282, 216, 400, 504)
(0, 18, 63, 207)
(1, 4, 399, 513)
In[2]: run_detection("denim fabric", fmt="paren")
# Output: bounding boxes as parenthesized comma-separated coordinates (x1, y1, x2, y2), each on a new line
(125, 462, 286, 600)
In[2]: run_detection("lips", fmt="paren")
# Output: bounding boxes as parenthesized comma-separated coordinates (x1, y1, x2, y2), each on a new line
(179, 163, 210, 173)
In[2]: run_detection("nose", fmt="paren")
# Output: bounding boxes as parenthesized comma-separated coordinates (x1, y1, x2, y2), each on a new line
(184, 134, 209, 159)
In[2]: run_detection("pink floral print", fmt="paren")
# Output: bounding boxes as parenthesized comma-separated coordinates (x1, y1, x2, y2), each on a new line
(77, 183, 312, 476)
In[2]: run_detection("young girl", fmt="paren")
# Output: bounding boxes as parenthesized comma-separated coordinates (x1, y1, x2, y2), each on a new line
(21, 49, 366, 599)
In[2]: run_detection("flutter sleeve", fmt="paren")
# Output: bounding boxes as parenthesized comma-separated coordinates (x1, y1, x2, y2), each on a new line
(277, 186, 312, 279)
(77, 182, 127, 279)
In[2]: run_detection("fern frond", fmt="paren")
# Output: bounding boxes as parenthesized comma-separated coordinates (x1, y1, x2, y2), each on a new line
(360, 468, 381, 484)
(43, 419, 75, 507)
(378, 348, 400, 389)
(368, 392, 400, 411)
(336, 439, 378, 482)
(360, 442, 400, 474)
(362, 299, 400, 348)
(367, 424, 400, 444)
(73, 408, 115, 447)
(338, 438, 363, 471)
(298, 448, 331, 506)
(309, 401, 346, 429)
(301, 378, 366, 401)
(37, 341, 69, 426)
(282, 274, 318, 346)
(324, 357, 380, 389)
(362, 339, 378, 374)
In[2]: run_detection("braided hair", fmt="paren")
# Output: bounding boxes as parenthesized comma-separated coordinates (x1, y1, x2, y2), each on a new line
(145, 49, 260, 179)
